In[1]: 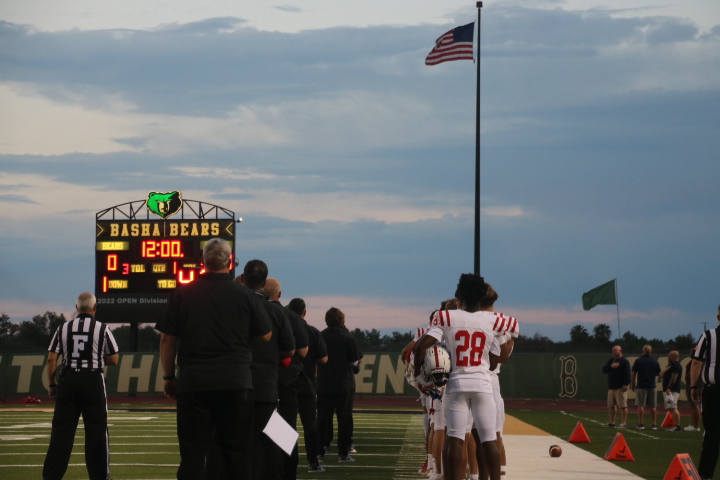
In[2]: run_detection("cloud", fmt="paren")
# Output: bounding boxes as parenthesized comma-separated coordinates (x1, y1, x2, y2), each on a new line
(0, 299, 73, 320)
(0, 5, 718, 344)
(274, 6, 302, 14)
(0, 194, 36, 203)
(300, 295, 435, 333)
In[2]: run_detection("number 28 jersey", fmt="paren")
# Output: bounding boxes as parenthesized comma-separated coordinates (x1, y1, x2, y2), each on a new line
(426, 309, 519, 394)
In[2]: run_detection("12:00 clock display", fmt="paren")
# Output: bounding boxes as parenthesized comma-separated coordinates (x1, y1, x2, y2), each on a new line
(99, 239, 201, 292)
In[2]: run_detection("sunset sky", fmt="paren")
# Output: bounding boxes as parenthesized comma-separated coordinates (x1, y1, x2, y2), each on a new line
(1, 0, 718, 342)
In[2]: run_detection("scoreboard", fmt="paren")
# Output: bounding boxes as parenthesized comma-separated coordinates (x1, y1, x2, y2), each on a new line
(95, 218, 235, 323)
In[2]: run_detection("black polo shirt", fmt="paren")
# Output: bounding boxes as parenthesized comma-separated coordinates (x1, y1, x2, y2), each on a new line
(155, 272, 272, 392)
(298, 320, 328, 396)
(602, 356, 631, 389)
(317, 326, 360, 395)
(632, 354, 661, 389)
(252, 295, 295, 402)
(273, 301, 309, 386)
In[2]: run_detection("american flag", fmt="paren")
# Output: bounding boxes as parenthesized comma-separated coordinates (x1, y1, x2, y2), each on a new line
(425, 22, 475, 66)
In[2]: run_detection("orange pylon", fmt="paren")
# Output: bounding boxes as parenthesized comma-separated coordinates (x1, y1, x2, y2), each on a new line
(604, 433, 634, 462)
(568, 421, 590, 443)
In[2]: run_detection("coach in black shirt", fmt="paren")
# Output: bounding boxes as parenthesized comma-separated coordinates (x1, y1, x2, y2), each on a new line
(43, 292, 119, 480)
(691, 306, 720, 480)
(239, 261, 295, 480)
(317, 307, 361, 463)
(156, 238, 272, 480)
(288, 298, 328, 473)
(262, 278, 308, 480)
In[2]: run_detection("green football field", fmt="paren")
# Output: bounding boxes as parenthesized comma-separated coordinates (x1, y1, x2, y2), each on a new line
(0, 405, 705, 480)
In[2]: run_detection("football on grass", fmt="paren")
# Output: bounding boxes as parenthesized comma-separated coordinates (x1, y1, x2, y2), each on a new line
(549, 445, 562, 457)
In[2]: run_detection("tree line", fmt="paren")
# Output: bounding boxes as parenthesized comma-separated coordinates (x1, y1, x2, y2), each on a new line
(0, 312, 160, 352)
(0, 313, 696, 355)
(517, 323, 697, 354)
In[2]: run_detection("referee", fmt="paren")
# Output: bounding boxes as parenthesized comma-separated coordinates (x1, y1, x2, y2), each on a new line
(43, 292, 119, 480)
(690, 305, 720, 480)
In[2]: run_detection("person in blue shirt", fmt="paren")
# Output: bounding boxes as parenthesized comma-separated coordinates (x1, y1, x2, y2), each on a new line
(631, 345, 661, 430)
(602, 345, 631, 428)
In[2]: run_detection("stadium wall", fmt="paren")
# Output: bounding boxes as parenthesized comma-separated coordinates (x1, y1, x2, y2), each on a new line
(0, 352, 694, 400)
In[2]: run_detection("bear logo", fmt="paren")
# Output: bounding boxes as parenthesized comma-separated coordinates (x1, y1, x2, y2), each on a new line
(146, 191, 183, 219)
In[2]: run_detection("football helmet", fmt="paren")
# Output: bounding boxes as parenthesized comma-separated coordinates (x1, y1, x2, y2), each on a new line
(421, 345, 452, 387)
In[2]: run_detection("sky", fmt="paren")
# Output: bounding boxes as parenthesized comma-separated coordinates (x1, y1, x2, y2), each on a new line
(1, 0, 719, 343)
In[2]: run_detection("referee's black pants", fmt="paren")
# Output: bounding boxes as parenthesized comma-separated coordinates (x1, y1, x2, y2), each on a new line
(43, 370, 110, 480)
(699, 384, 720, 479)
(176, 388, 253, 480)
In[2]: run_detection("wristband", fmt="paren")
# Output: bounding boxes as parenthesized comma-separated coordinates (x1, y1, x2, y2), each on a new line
(691, 385, 700, 389)
(49, 384, 57, 388)
(163, 375, 176, 381)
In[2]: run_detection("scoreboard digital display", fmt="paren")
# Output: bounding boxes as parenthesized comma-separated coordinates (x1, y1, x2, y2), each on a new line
(95, 219, 235, 323)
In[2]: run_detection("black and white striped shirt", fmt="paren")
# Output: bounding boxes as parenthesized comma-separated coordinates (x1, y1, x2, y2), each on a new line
(48, 314, 119, 370)
(692, 325, 720, 386)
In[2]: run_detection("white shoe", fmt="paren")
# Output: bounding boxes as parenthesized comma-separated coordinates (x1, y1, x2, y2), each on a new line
(684, 425, 700, 431)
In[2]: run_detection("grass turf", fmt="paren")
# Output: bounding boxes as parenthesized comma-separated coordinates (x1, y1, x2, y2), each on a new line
(0, 410, 426, 480)
(0, 405, 705, 479)
(509, 408, 704, 480)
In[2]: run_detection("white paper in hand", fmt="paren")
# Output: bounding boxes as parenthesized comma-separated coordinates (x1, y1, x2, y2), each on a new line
(263, 410, 299, 455)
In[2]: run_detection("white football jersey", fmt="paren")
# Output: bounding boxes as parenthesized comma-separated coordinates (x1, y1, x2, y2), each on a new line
(413, 326, 430, 342)
(426, 309, 519, 393)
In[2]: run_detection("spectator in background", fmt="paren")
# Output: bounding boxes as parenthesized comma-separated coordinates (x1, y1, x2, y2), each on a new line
(602, 345, 631, 428)
(631, 344, 661, 430)
(660, 350, 683, 432)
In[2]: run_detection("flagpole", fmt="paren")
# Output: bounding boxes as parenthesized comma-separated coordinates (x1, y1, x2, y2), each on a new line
(614, 278, 621, 340)
(474, 1, 483, 275)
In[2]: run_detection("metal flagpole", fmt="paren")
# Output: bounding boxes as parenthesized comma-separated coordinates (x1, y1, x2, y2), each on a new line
(474, 1, 483, 275)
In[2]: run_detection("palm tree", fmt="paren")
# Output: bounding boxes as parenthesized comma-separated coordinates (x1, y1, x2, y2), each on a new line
(569, 324, 590, 344)
(593, 323, 612, 343)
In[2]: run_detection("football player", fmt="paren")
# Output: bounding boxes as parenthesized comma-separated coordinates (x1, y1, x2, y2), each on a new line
(413, 274, 518, 480)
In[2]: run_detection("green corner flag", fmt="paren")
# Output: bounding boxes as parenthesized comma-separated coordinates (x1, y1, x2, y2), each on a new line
(582, 279, 617, 311)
